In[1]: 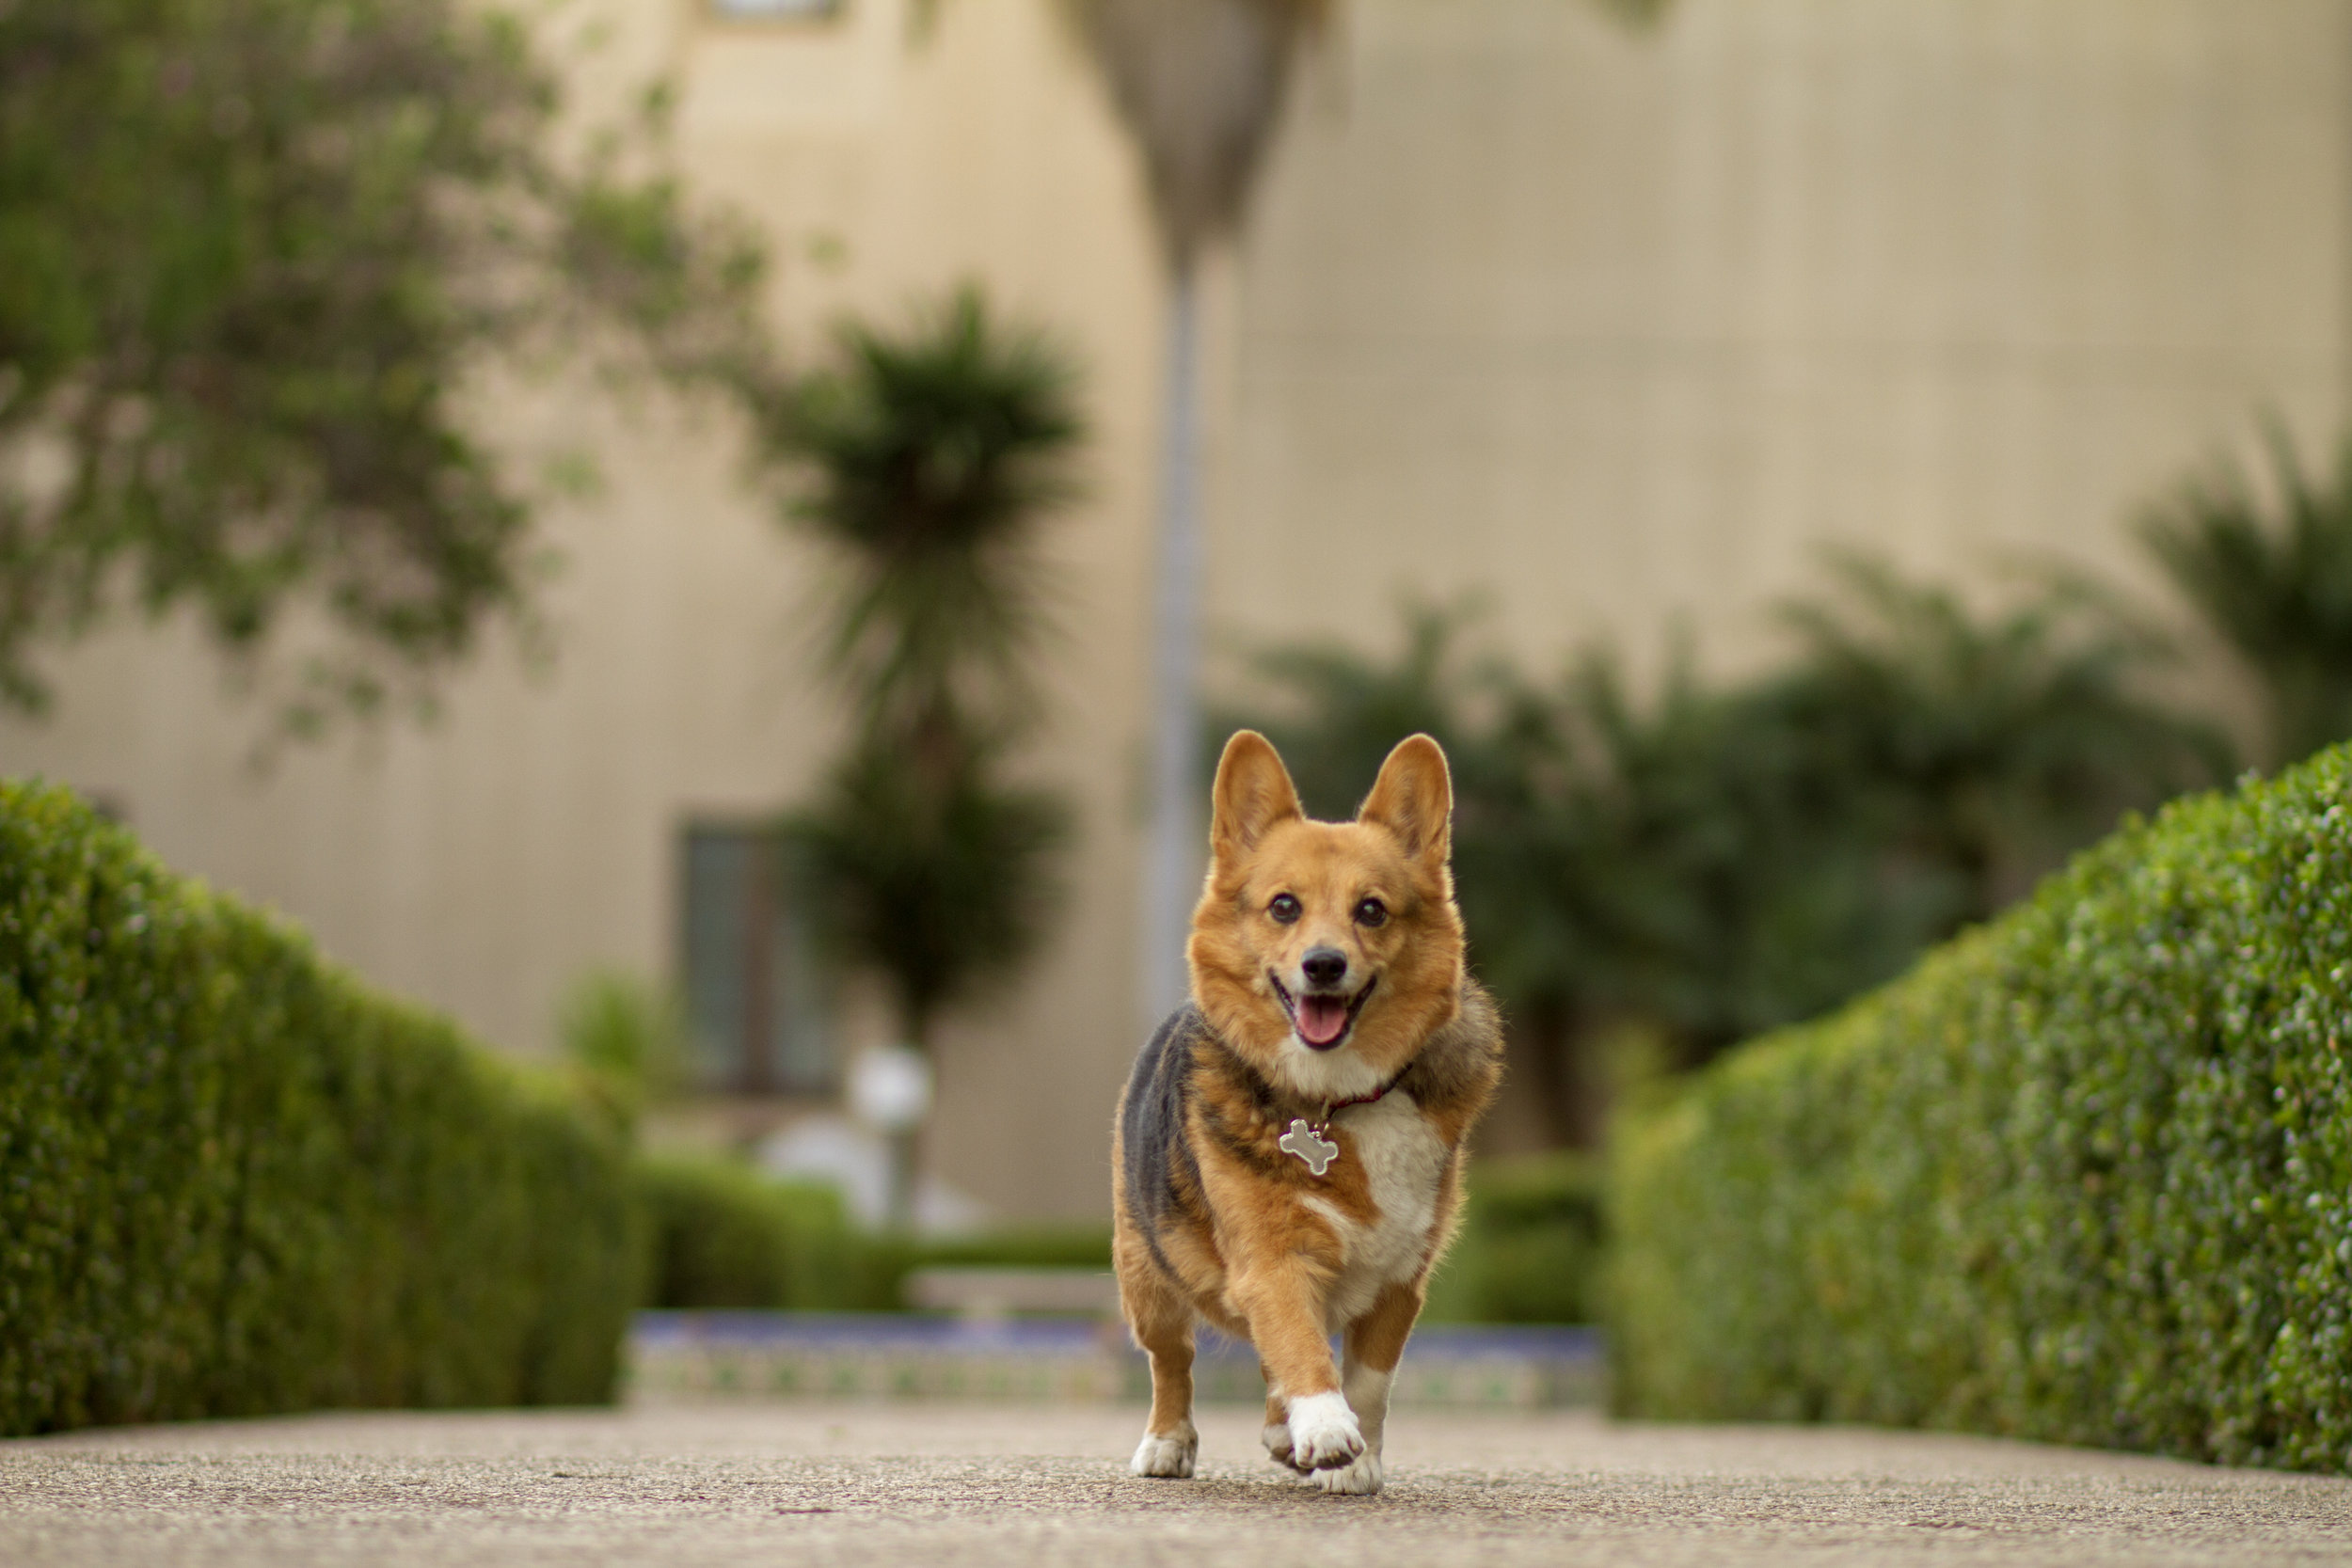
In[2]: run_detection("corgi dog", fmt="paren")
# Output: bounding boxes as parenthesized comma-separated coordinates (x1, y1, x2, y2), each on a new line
(1112, 730, 1503, 1496)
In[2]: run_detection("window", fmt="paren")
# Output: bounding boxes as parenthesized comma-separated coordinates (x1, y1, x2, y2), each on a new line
(680, 825, 833, 1094)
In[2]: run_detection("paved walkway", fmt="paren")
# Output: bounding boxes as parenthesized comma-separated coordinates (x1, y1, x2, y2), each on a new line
(6, 1401, 2350, 1566)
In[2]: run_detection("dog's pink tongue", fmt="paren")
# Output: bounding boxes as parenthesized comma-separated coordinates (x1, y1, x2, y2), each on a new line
(1298, 993, 1350, 1046)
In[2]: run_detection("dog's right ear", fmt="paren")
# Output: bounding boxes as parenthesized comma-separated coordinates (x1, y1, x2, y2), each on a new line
(1210, 730, 1304, 863)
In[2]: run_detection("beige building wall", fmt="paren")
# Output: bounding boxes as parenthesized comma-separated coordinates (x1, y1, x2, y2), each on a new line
(1219, 0, 2352, 686)
(4, 0, 2349, 1219)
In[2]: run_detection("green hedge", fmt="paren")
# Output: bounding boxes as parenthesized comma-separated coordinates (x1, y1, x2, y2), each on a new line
(638, 1156, 869, 1309)
(0, 781, 639, 1435)
(1425, 1153, 1602, 1324)
(639, 1151, 1117, 1311)
(1610, 745, 2352, 1471)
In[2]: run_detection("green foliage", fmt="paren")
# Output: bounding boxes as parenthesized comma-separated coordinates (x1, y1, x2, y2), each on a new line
(1217, 562, 2228, 1134)
(2141, 424, 2352, 767)
(0, 779, 638, 1435)
(635, 1150, 1113, 1311)
(914, 1223, 1114, 1271)
(0, 0, 767, 729)
(789, 737, 1070, 1040)
(1609, 742, 2352, 1472)
(765, 286, 1084, 1050)
(557, 968, 684, 1135)
(1423, 1153, 1603, 1324)
(775, 284, 1083, 740)
(636, 1156, 870, 1310)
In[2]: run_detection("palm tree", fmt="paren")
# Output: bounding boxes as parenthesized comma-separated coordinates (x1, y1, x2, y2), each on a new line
(782, 284, 1083, 752)
(762, 284, 1084, 1226)
(1063, 0, 1328, 1025)
(2140, 425, 2352, 768)
(1215, 560, 2227, 1140)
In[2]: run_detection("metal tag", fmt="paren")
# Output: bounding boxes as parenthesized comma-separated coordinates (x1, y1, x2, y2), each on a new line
(1279, 1117, 1339, 1177)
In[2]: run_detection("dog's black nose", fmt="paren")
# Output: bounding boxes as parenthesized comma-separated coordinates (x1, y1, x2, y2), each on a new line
(1301, 947, 1348, 988)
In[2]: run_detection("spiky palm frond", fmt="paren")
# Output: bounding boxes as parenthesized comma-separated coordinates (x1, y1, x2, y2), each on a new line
(778, 284, 1084, 737)
(766, 285, 1083, 1055)
(2140, 426, 2352, 766)
(1216, 560, 2227, 1113)
(786, 731, 1071, 1046)
(1766, 553, 2230, 890)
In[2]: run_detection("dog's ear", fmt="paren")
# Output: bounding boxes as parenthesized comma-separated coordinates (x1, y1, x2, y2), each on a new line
(1358, 734, 1453, 866)
(1210, 730, 1304, 863)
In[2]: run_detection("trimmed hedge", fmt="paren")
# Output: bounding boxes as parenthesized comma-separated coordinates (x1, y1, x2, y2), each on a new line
(1424, 1153, 1603, 1324)
(638, 1156, 867, 1310)
(639, 1151, 1118, 1312)
(1610, 745, 2352, 1471)
(0, 781, 639, 1435)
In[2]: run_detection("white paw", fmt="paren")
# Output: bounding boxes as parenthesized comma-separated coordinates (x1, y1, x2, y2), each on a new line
(1284, 1391, 1365, 1472)
(1130, 1423, 1198, 1479)
(1263, 1420, 1304, 1473)
(1311, 1451, 1384, 1495)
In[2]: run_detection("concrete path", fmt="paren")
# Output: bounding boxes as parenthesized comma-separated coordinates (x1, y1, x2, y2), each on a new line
(6, 1401, 2350, 1566)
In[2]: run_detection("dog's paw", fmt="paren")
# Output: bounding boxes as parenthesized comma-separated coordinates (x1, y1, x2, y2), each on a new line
(1130, 1422, 1198, 1479)
(1311, 1451, 1384, 1496)
(1263, 1420, 1310, 1473)
(1283, 1391, 1365, 1472)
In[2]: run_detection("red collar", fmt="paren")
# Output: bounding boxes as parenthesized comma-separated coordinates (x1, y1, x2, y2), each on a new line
(1317, 1068, 1410, 1126)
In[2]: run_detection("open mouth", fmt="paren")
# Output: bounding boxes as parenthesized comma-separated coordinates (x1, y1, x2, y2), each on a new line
(1268, 974, 1377, 1052)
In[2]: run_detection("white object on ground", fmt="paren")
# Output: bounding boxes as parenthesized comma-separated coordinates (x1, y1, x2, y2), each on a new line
(756, 1114, 988, 1234)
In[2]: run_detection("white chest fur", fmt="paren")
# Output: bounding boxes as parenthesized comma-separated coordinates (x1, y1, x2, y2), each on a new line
(1300, 1093, 1451, 1330)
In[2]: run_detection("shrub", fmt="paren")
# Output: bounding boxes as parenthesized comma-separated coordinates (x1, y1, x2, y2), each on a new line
(637, 1157, 870, 1310)
(914, 1224, 1113, 1273)
(637, 1150, 1115, 1312)
(0, 781, 639, 1435)
(1609, 744, 2352, 1472)
(1424, 1153, 1603, 1324)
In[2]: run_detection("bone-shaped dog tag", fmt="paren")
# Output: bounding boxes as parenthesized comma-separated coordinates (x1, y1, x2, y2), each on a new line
(1279, 1118, 1340, 1177)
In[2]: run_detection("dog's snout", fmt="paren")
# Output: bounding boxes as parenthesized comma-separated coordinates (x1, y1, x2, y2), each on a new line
(1301, 947, 1348, 989)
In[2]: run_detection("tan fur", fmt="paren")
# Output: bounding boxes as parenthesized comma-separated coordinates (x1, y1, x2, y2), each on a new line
(1112, 731, 1505, 1490)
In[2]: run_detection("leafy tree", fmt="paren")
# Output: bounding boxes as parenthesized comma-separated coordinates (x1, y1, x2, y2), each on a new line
(2140, 425, 2352, 767)
(761, 286, 1083, 1225)
(0, 0, 767, 730)
(1217, 560, 2229, 1143)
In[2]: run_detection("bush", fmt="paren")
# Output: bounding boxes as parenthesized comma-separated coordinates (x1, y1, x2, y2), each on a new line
(1424, 1154, 1602, 1324)
(914, 1224, 1113, 1272)
(637, 1150, 1115, 1312)
(1609, 744, 2352, 1472)
(637, 1157, 870, 1309)
(0, 781, 639, 1435)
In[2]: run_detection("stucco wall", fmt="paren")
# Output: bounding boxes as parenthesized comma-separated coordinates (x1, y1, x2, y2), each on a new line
(1220, 0, 2352, 685)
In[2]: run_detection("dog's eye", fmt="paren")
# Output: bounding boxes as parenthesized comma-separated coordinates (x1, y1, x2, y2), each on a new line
(1268, 894, 1302, 925)
(1354, 897, 1389, 928)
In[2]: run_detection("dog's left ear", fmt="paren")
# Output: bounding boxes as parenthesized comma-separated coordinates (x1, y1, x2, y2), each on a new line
(1211, 730, 1305, 863)
(1358, 734, 1453, 866)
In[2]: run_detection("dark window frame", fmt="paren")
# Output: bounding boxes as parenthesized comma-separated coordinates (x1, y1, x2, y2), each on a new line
(679, 821, 834, 1096)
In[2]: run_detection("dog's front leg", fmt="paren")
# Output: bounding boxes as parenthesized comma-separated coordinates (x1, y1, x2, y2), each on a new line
(1120, 1286, 1199, 1476)
(1315, 1282, 1422, 1495)
(1231, 1263, 1363, 1475)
